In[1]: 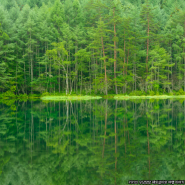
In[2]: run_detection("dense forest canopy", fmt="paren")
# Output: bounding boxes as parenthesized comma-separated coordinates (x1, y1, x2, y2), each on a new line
(0, 0, 185, 95)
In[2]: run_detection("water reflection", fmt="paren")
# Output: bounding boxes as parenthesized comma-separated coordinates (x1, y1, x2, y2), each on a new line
(0, 98, 185, 184)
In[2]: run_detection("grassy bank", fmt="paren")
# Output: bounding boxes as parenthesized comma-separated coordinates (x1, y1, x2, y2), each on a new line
(40, 95, 102, 101)
(2, 89, 185, 101)
(114, 95, 185, 99)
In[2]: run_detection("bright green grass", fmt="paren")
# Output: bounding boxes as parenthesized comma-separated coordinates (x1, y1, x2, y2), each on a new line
(114, 95, 185, 99)
(40, 95, 102, 101)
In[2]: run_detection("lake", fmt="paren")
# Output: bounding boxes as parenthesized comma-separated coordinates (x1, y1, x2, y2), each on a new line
(0, 98, 184, 184)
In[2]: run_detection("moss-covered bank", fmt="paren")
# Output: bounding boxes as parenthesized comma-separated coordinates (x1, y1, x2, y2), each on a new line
(40, 95, 102, 101)
(114, 95, 185, 100)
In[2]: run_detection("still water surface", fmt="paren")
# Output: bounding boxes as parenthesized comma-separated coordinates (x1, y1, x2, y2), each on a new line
(0, 98, 184, 184)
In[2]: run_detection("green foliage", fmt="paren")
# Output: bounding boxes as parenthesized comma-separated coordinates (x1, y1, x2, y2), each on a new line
(1, 85, 17, 99)
(2, 91, 16, 99)
(149, 90, 155, 96)
(10, 85, 16, 92)
(18, 93, 28, 100)
(175, 88, 185, 95)
(41, 92, 50, 96)
(92, 75, 112, 95)
(168, 91, 174, 96)
(27, 94, 40, 100)
(155, 91, 159, 96)
(129, 90, 145, 96)
(0, 0, 185, 96)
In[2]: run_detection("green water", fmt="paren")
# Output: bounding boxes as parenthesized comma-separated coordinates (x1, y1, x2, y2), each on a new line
(0, 98, 185, 184)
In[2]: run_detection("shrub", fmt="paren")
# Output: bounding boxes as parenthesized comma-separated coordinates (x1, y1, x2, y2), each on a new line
(178, 88, 185, 95)
(155, 91, 159, 95)
(2, 90, 16, 99)
(28, 94, 40, 99)
(129, 90, 144, 96)
(41, 92, 50, 96)
(168, 92, 173, 96)
(18, 93, 28, 99)
(149, 90, 155, 96)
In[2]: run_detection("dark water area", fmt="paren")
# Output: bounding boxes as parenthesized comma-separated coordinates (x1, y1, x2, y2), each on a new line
(0, 98, 185, 184)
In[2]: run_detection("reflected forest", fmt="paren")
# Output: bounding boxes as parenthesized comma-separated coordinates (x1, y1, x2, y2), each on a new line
(1, 98, 185, 184)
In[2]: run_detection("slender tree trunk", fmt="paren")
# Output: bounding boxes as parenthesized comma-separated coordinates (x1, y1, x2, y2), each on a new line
(30, 32, 33, 94)
(113, 8, 117, 94)
(125, 40, 130, 93)
(66, 72, 68, 95)
(135, 54, 137, 91)
(93, 49, 96, 93)
(95, 50, 98, 94)
(146, 15, 150, 92)
(16, 42, 18, 95)
(158, 67, 159, 93)
(146, 15, 149, 74)
(16, 59, 18, 95)
(101, 25, 107, 95)
(23, 51, 27, 94)
(81, 68, 82, 94)
(75, 41, 78, 93)
(88, 50, 91, 95)
(123, 31, 126, 94)
(126, 40, 129, 76)
(170, 41, 173, 91)
(45, 42, 47, 92)
(59, 67, 60, 93)
(133, 60, 135, 91)
(184, 21, 185, 92)
(47, 43, 48, 92)
(49, 56, 51, 93)
(168, 58, 169, 92)
(67, 50, 69, 95)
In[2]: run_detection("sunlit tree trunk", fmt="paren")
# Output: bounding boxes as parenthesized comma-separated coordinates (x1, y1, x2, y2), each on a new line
(123, 31, 126, 94)
(113, 8, 117, 94)
(125, 40, 130, 93)
(146, 16, 149, 74)
(184, 21, 185, 92)
(49, 56, 51, 93)
(101, 28, 107, 95)
(59, 67, 60, 93)
(30, 32, 33, 94)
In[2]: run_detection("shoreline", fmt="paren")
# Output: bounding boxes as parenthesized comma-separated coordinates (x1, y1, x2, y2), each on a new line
(40, 95, 102, 101)
(114, 95, 185, 99)
(2, 94, 185, 100)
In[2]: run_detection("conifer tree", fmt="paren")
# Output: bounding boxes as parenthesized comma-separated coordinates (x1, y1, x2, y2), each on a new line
(140, 0, 158, 91)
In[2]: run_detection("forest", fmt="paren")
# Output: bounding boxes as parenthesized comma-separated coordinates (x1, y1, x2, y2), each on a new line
(1, 1, 185, 182)
(0, 0, 185, 97)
